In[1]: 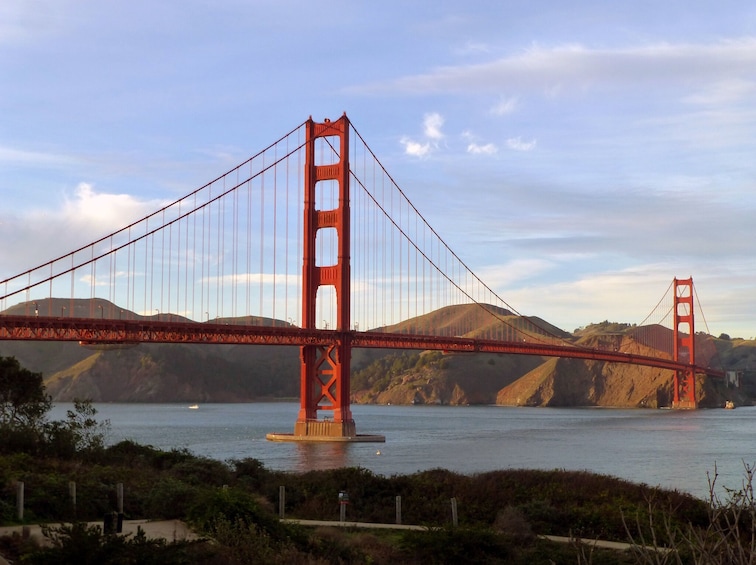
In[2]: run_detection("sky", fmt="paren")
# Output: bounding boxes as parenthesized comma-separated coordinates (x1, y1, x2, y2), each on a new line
(1, 1, 755, 338)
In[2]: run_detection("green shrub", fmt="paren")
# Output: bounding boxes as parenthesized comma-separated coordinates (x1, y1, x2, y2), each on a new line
(400, 526, 511, 564)
(188, 487, 285, 541)
(20, 522, 208, 565)
(231, 458, 269, 491)
(170, 457, 232, 487)
(143, 477, 200, 519)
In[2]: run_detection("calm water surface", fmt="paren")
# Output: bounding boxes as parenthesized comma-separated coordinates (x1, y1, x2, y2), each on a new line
(50, 403, 756, 500)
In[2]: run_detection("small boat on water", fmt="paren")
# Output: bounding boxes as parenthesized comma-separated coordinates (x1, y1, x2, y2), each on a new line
(725, 400, 735, 409)
(188, 404, 200, 410)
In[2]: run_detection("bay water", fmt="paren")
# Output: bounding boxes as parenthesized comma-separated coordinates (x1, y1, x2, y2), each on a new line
(50, 402, 756, 500)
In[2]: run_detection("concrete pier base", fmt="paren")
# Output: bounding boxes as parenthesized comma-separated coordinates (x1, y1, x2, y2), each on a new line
(266, 419, 385, 443)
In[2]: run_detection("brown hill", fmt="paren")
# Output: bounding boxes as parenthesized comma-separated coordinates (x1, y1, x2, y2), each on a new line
(41, 343, 299, 402)
(0, 299, 300, 402)
(351, 350, 545, 405)
(496, 328, 742, 408)
(377, 303, 571, 341)
(1, 300, 752, 407)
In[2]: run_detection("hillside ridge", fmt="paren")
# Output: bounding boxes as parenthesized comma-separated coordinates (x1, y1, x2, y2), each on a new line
(0, 300, 752, 407)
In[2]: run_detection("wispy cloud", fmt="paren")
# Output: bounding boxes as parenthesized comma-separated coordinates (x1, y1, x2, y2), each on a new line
(0, 1, 69, 45)
(506, 137, 537, 151)
(462, 130, 498, 155)
(354, 39, 756, 99)
(490, 96, 518, 116)
(467, 142, 498, 155)
(682, 79, 756, 106)
(0, 145, 78, 167)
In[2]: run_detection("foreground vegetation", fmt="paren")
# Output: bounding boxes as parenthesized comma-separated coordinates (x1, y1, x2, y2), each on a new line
(2, 355, 756, 563)
(0, 442, 708, 564)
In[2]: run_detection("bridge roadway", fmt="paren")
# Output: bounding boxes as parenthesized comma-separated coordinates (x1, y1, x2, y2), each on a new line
(0, 315, 723, 378)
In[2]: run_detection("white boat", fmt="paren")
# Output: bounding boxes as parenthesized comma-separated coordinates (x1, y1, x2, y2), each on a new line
(188, 404, 199, 410)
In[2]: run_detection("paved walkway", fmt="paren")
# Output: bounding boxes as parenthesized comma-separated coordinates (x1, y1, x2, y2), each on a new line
(283, 518, 429, 531)
(0, 519, 198, 546)
(1, 517, 670, 558)
(284, 518, 671, 554)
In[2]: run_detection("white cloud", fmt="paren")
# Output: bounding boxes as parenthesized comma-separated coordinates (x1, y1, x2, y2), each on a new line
(478, 258, 556, 288)
(0, 145, 77, 167)
(400, 113, 445, 157)
(63, 183, 162, 233)
(467, 143, 498, 155)
(490, 96, 518, 116)
(354, 39, 756, 97)
(423, 112, 445, 140)
(462, 130, 498, 155)
(0, 184, 165, 279)
(201, 273, 300, 286)
(80, 271, 130, 287)
(455, 40, 491, 56)
(400, 137, 432, 157)
(504, 265, 678, 330)
(683, 79, 756, 106)
(506, 137, 537, 151)
(0, 1, 71, 45)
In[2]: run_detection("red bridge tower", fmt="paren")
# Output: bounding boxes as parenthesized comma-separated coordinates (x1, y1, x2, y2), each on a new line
(268, 115, 383, 442)
(672, 277, 697, 409)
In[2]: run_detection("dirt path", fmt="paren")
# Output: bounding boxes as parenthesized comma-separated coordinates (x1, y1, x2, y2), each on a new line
(0, 519, 198, 547)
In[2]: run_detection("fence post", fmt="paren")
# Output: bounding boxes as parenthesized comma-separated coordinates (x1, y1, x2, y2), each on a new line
(279, 486, 285, 519)
(396, 495, 402, 525)
(450, 497, 458, 527)
(16, 481, 24, 522)
(69, 481, 77, 518)
(116, 483, 124, 533)
(338, 491, 349, 523)
(117, 483, 124, 513)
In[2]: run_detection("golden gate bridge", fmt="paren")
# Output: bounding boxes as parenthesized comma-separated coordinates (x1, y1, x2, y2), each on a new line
(0, 115, 724, 441)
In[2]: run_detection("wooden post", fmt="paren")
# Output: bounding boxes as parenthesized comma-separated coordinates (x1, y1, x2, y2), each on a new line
(69, 481, 77, 517)
(117, 483, 124, 513)
(16, 481, 24, 522)
(450, 497, 458, 527)
(279, 486, 285, 519)
(396, 495, 402, 525)
(116, 483, 124, 533)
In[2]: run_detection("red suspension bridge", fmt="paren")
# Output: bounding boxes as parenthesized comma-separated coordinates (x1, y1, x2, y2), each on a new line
(0, 115, 724, 441)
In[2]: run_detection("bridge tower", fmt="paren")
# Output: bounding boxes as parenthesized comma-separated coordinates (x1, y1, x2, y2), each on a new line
(672, 277, 696, 409)
(268, 114, 383, 442)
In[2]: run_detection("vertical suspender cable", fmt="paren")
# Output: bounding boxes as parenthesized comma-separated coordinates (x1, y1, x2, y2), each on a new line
(218, 179, 224, 319)
(272, 145, 278, 325)
(260, 153, 265, 321)
(285, 135, 289, 326)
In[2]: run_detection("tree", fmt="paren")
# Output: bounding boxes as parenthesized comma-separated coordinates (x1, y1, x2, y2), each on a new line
(47, 399, 110, 455)
(0, 356, 51, 430)
(0, 356, 108, 457)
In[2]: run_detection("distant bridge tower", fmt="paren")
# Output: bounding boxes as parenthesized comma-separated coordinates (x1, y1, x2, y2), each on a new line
(672, 277, 696, 409)
(268, 114, 383, 442)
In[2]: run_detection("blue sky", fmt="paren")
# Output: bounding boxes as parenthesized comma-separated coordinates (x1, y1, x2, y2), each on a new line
(2, 1, 755, 338)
